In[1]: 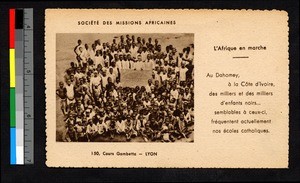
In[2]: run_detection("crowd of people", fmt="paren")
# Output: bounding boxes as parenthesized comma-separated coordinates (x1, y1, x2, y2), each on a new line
(56, 34, 195, 142)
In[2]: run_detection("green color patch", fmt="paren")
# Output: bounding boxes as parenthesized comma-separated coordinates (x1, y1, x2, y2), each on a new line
(10, 88, 16, 127)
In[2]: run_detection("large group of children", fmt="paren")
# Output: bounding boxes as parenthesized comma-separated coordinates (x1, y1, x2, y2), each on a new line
(56, 34, 195, 142)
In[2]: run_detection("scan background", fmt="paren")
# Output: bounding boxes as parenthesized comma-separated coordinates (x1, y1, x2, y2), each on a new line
(0, 0, 299, 182)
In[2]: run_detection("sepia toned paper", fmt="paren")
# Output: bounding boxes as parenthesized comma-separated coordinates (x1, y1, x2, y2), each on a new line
(45, 9, 289, 168)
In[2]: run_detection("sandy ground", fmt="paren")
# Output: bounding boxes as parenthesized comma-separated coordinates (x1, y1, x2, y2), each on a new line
(56, 33, 194, 142)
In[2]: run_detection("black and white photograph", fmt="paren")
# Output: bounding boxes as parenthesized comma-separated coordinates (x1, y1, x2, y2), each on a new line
(56, 33, 195, 142)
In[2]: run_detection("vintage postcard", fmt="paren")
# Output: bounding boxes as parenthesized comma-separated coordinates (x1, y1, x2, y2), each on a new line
(45, 9, 289, 168)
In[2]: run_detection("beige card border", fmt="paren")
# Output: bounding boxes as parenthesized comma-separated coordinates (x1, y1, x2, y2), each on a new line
(45, 9, 289, 168)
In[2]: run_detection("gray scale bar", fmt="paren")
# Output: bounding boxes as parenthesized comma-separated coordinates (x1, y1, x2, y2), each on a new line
(16, 29, 24, 153)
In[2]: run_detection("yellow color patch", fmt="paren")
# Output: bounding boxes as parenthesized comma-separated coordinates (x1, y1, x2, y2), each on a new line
(9, 49, 15, 87)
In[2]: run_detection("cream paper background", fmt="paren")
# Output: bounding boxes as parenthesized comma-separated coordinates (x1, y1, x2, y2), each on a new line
(45, 9, 289, 168)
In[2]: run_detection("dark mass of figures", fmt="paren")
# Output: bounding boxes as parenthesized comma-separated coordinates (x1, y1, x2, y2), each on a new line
(56, 34, 194, 142)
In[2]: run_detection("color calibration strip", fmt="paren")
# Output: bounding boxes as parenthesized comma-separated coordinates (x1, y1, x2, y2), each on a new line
(9, 8, 34, 165)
